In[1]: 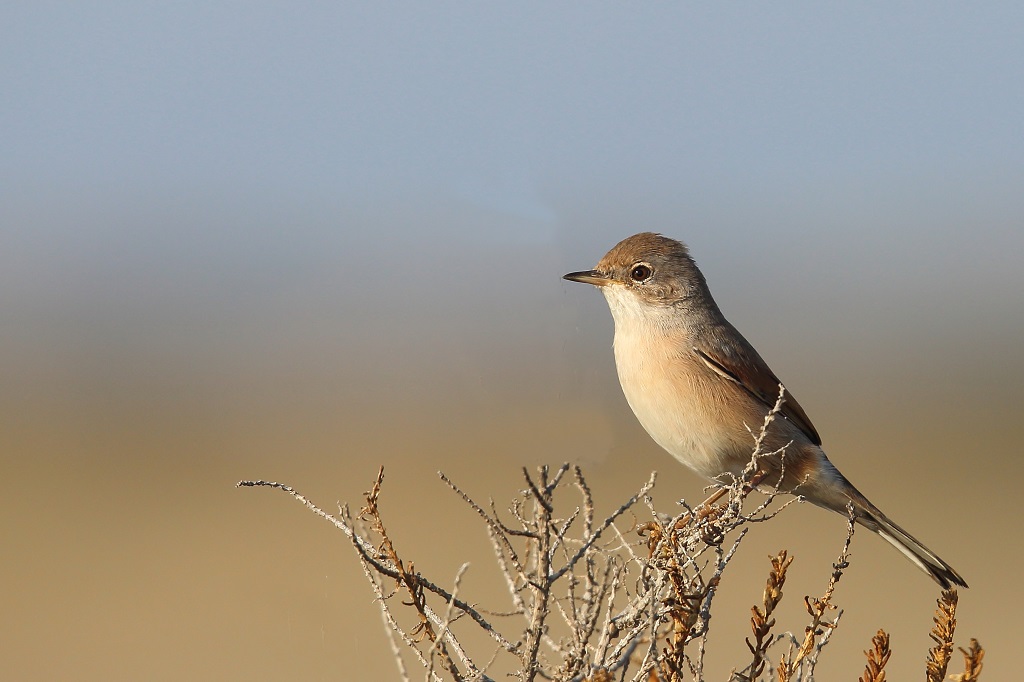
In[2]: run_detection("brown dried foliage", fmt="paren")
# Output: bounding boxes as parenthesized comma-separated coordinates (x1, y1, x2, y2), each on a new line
(953, 639, 984, 682)
(743, 551, 792, 681)
(774, 509, 855, 681)
(639, 510, 724, 682)
(858, 629, 891, 682)
(359, 466, 465, 681)
(926, 589, 958, 682)
(240, 469, 987, 682)
(582, 670, 614, 682)
(239, 387, 985, 681)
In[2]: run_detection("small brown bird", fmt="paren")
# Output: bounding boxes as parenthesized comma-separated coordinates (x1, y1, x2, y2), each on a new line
(564, 232, 966, 589)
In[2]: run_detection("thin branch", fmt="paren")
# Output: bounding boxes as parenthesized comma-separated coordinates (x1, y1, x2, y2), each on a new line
(549, 472, 657, 582)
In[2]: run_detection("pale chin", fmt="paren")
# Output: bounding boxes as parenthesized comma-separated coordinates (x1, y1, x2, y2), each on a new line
(601, 285, 652, 322)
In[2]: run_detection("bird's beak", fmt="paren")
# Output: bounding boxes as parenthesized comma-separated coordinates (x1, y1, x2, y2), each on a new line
(563, 270, 613, 287)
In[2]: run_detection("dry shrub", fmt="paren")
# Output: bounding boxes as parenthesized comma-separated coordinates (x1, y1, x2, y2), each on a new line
(240, 393, 983, 681)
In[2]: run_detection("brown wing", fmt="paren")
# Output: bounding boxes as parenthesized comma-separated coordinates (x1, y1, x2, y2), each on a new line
(692, 323, 822, 446)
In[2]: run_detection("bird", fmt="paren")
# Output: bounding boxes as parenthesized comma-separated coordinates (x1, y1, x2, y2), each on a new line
(563, 232, 967, 589)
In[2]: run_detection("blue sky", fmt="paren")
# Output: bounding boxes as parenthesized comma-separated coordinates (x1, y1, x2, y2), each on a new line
(5, 4, 1022, 197)
(4, 4, 1022, 383)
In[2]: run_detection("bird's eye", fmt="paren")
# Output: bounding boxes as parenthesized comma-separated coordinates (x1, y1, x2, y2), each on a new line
(630, 263, 653, 282)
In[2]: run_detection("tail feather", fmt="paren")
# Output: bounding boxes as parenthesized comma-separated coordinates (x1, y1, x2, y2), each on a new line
(854, 505, 968, 589)
(802, 464, 968, 589)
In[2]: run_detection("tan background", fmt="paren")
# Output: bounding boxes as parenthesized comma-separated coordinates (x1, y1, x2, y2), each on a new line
(3, 5, 1023, 680)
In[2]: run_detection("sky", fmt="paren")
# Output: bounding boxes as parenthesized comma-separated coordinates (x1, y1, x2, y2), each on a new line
(2, 3, 1022, 680)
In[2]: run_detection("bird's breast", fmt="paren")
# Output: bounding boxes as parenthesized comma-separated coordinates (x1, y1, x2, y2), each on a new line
(612, 326, 748, 481)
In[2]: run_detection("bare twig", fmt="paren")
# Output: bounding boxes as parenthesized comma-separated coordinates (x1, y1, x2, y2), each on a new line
(240, 382, 983, 680)
(779, 505, 855, 680)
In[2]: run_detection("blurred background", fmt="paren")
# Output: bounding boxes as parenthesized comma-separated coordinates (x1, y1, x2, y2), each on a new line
(3, 3, 1022, 679)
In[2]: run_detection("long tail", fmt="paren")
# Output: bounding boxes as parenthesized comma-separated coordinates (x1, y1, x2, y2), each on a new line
(852, 502, 968, 589)
(801, 461, 968, 589)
